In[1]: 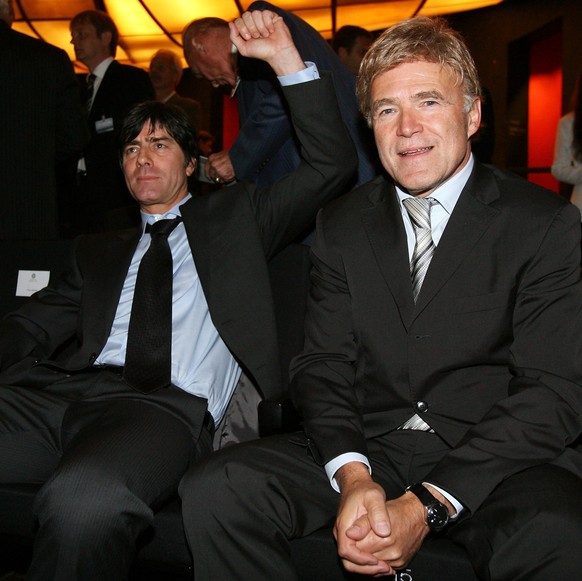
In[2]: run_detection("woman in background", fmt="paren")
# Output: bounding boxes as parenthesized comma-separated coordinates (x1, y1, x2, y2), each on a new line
(552, 70, 582, 219)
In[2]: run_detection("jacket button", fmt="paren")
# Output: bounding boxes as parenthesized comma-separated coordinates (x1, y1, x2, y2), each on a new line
(416, 401, 429, 413)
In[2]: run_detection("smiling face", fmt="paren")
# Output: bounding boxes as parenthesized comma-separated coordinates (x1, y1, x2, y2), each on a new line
(122, 121, 195, 214)
(370, 60, 480, 197)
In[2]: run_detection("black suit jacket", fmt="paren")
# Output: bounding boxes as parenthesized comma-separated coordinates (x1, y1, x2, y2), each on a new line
(0, 75, 356, 401)
(79, 60, 155, 225)
(290, 162, 582, 512)
(0, 21, 87, 240)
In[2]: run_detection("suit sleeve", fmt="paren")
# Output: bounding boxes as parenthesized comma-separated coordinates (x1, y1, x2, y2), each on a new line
(0, 241, 82, 371)
(229, 72, 296, 181)
(289, 208, 368, 462)
(427, 201, 582, 512)
(242, 73, 357, 258)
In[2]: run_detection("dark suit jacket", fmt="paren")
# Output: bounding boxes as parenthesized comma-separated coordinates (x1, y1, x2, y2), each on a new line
(0, 75, 356, 402)
(290, 162, 582, 512)
(79, 60, 155, 228)
(231, 0, 378, 188)
(167, 93, 201, 132)
(0, 21, 87, 240)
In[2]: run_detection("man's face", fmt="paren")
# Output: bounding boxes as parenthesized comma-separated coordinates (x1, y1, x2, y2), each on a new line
(70, 22, 110, 70)
(122, 121, 195, 214)
(370, 60, 480, 197)
(340, 35, 373, 76)
(186, 29, 237, 88)
(149, 56, 180, 92)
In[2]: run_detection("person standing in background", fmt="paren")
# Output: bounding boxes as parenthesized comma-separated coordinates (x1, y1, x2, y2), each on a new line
(552, 69, 582, 219)
(149, 49, 202, 131)
(70, 9, 154, 235)
(0, 0, 87, 240)
(332, 25, 373, 76)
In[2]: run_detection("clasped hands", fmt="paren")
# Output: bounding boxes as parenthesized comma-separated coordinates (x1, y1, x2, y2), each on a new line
(334, 473, 430, 577)
(205, 9, 304, 185)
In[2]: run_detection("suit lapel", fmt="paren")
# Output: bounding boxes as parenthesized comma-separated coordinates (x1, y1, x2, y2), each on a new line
(361, 180, 416, 325)
(413, 162, 500, 316)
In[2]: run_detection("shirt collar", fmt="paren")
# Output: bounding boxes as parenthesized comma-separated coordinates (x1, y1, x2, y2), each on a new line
(396, 154, 474, 216)
(90, 56, 114, 81)
(139, 193, 191, 235)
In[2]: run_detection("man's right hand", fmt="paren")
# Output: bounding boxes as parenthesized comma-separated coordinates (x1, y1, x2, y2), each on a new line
(334, 462, 395, 577)
(229, 10, 305, 77)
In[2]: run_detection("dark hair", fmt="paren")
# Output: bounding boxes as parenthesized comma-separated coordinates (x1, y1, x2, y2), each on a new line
(333, 25, 372, 53)
(358, 17, 481, 126)
(70, 10, 119, 56)
(118, 101, 199, 166)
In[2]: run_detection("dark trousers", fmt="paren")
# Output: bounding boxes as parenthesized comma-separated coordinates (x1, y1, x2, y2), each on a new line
(0, 369, 213, 581)
(180, 431, 582, 581)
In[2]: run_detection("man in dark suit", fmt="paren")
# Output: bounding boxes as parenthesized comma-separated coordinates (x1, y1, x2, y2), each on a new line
(0, 0, 87, 240)
(181, 16, 582, 580)
(149, 48, 202, 131)
(70, 9, 154, 234)
(0, 10, 356, 581)
(183, 0, 378, 189)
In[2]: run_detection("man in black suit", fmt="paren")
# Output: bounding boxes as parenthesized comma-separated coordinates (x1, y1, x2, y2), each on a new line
(70, 9, 154, 234)
(182, 16, 582, 580)
(0, 0, 86, 240)
(0, 10, 356, 581)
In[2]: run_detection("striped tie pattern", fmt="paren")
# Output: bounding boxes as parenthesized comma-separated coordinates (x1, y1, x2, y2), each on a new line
(403, 197, 437, 302)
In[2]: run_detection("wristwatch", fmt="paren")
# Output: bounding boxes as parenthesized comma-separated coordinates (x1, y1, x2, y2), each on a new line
(406, 483, 449, 532)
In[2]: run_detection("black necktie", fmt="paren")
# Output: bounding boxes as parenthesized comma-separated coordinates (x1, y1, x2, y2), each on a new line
(123, 217, 182, 393)
(85, 73, 96, 112)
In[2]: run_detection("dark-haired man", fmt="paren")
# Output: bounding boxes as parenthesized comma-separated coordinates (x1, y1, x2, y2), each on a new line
(333, 25, 373, 76)
(0, 10, 356, 580)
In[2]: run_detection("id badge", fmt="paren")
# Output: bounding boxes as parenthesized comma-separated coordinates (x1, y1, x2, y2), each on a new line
(95, 116, 114, 134)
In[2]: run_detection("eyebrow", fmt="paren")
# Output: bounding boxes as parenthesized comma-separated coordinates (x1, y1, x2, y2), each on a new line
(372, 90, 447, 114)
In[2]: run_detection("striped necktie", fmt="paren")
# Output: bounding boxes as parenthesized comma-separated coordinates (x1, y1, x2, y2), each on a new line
(403, 197, 437, 302)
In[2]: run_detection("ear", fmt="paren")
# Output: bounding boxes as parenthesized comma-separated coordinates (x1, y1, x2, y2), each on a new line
(467, 97, 482, 139)
(186, 157, 196, 177)
(338, 46, 348, 60)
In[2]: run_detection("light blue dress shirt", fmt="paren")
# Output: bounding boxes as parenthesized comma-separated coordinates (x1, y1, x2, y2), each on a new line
(96, 195, 241, 424)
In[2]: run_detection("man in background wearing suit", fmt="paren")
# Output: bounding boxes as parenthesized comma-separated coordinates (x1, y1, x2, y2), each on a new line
(182, 16, 582, 580)
(0, 0, 86, 240)
(70, 9, 154, 234)
(183, 0, 378, 189)
(0, 9, 355, 581)
(149, 48, 202, 131)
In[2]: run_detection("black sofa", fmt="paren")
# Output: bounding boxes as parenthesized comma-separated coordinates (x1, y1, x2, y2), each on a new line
(0, 240, 477, 580)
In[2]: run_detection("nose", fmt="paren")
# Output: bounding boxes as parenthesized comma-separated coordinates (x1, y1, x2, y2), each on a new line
(136, 150, 152, 167)
(397, 107, 422, 138)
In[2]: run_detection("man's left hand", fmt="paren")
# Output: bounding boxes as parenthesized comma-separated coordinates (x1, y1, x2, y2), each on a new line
(207, 150, 236, 183)
(348, 492, 430, 571)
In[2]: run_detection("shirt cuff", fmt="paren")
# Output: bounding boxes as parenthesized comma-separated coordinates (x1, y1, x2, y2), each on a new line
(424, 482, 465, 519)
(278, 62, 319, 86)
(325, 452, 371, 493)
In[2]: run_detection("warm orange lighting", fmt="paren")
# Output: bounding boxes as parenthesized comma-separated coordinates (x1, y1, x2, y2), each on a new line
(13, 0, 506, 69)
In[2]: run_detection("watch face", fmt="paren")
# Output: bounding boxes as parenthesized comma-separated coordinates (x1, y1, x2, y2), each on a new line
(427, 503, 449, 531)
